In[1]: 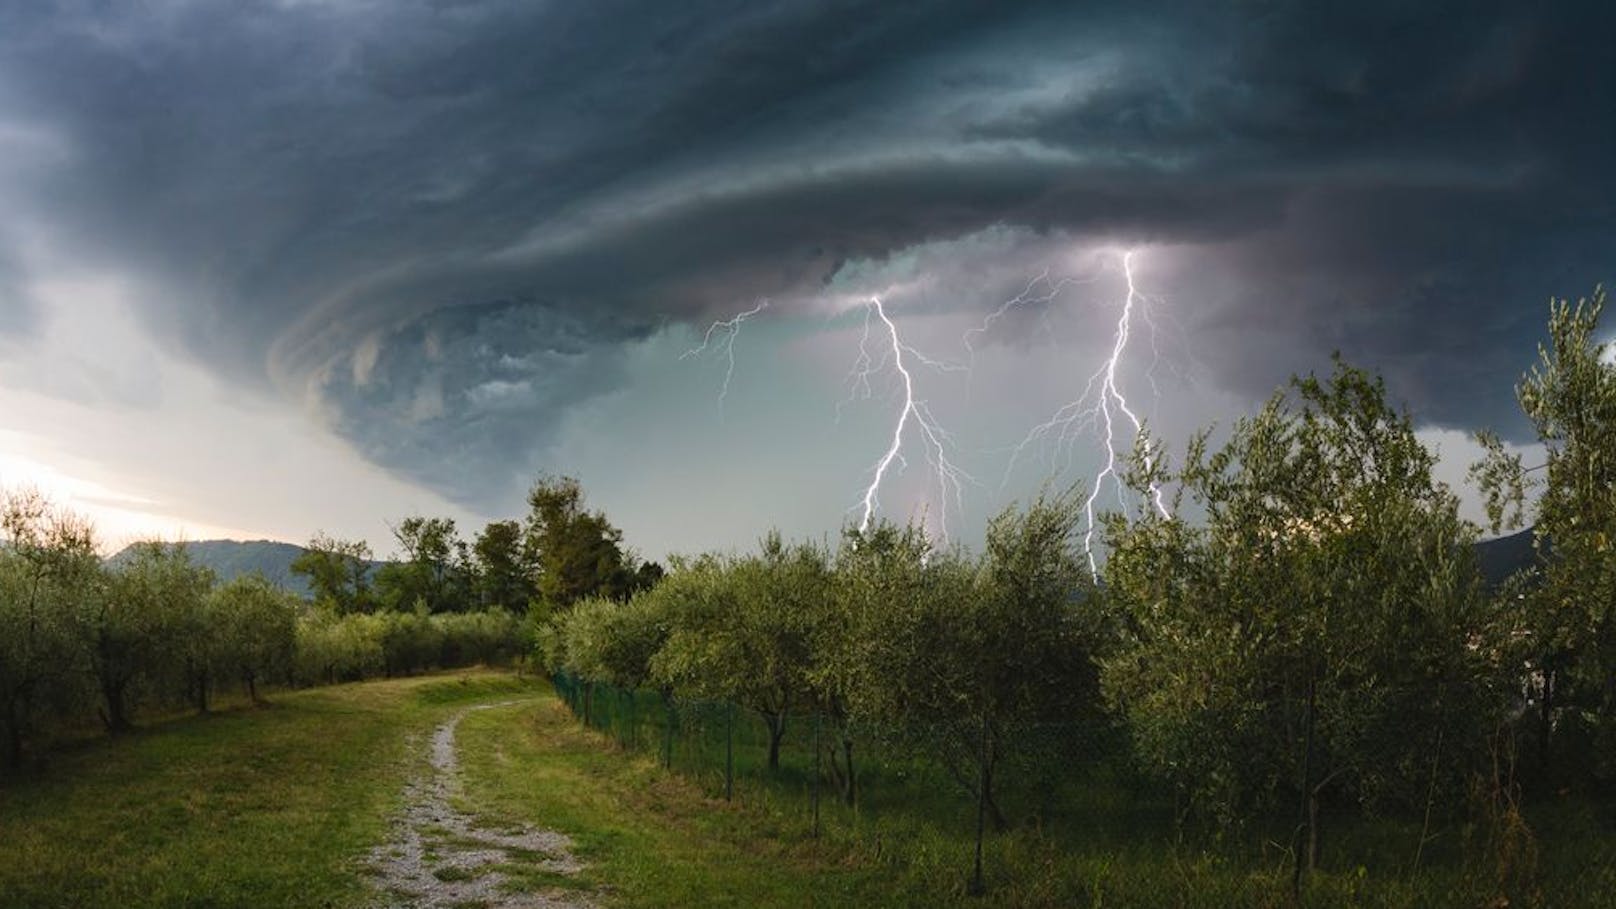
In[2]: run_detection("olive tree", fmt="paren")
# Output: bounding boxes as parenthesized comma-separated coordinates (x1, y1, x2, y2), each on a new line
(86, 542, 213, 732)
(849, 491, 1099, 835)
(1474, 284, 1616, 780)
(211, 575, 298, 704)
(0, 489, 99, 768)
(1102, 360, 1505, 877)
(650, 536, 828, 771)
(819, 521, 933, 805)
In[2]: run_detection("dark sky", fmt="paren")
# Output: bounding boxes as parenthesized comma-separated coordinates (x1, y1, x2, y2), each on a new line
(0, 1, 1610, 554)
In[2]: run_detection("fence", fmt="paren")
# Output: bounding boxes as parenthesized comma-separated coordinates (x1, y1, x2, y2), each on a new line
(548, 671, 1130, 893)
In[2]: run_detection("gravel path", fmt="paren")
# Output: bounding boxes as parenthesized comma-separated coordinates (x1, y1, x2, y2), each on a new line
(367, 701, 595, 909)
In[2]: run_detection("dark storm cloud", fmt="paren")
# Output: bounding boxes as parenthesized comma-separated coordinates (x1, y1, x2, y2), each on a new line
(319, 299, 647, 503)
(0, 0, 1611, 505)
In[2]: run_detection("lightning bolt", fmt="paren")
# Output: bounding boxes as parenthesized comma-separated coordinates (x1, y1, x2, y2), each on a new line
(847, 296, 973, 541)
(962, 268, 1088, 363)
(680, 299, 768, 414)
(1007, 249, 1170, 576)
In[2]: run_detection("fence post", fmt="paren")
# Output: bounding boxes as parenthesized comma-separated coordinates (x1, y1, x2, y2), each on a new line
(663, 696, 675, 769)
(617, 687, 628, 747)
(969, 714, 988, 897)
(725, 701, 735, 801)
(812, 709, 822, 838)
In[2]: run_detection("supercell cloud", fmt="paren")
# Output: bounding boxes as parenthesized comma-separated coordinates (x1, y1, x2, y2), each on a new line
(0, 1, 1611, 530)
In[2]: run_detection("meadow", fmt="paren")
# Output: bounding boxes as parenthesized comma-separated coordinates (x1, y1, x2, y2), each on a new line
(4, 669, 1616, 908)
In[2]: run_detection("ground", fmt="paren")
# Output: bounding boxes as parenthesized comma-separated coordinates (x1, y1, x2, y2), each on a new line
(5, 671, 1615, 908)
(0, 672, 903, 909)
(366, 699, 592, 908)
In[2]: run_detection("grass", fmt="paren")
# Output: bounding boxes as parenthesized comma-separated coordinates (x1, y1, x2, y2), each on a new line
(525, 683, 1616, 907)
(0, 670, 542, 909)
(453, 696, 914, 907)
(5, 673, 1616, 908)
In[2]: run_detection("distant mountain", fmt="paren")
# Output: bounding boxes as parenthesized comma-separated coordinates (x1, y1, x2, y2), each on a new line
(1474, 527, 1541, 589)
(106, 539, 386, 599)
(106, 530, 1543, 601)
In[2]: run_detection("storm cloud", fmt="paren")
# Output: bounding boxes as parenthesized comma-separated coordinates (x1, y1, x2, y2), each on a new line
(0, 0, 1611, 512)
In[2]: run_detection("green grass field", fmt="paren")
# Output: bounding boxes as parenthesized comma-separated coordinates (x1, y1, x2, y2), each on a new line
(0, 672, 542, 908)
(4, 673, 1616, 908)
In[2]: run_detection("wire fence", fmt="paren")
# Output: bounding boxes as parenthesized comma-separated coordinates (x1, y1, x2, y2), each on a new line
(549, 671, 1135, 892)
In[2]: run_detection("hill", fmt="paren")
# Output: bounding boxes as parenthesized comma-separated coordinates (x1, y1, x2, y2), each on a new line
(1474, 527, 1540, 589)
(108, 531, 1543, 602)
(106, 539, 384, 599)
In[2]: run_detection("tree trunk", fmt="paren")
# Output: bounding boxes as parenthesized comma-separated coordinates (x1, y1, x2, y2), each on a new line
(660, 691, 677, 769)
(764, 712, 786, 771)
(194, 672, 210, 714)
(724, 703, 734, 801)
(1293, 673, 1317, 899)
(245, 671, 260, 705)
(812, 711, 821, 838)
(1539, 666, 1555, 777)
(963, 714, 988, 892)
(983, 757, 1007, 832)
(1307, 785, 1321, 874)
(101, 680, 131, 734)
(839, 736, 857, 806)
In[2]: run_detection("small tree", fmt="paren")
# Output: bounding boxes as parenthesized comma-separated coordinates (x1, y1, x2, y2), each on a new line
(850, 492, 1098, 834)
(649, 538, 827, 772)
(212, 575, 298, 704)
(1103, 359, 1504, 878)
(525, 476, 636, 610)
(1474, 284, 1616, 781)
(824, 520, 935, 806)
(86, 542, 213, 732)
(473, 519, 537, 612)
(291, 533, 374, 615)
(0, 489, 98, 768)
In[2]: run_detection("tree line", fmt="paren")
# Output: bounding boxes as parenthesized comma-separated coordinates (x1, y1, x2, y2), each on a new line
(288, 475, 662, 616)
(0, 474, 663, 772)
(539, 285, 1616, 888)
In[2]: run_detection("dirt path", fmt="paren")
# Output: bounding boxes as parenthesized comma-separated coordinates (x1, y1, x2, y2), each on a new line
(367, 701, 595, 909)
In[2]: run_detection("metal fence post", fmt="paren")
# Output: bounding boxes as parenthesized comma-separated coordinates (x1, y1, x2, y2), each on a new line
(725, 701, 735, 801)
(969, 713, 988, 897)
(663, 696, 675, 769)
(812, 709, 822, 838)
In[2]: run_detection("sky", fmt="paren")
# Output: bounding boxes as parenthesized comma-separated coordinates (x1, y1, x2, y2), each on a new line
(0, 1, 1610, 559)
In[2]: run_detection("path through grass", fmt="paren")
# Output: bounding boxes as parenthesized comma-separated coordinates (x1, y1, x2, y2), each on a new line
(0, 672, 542, 908)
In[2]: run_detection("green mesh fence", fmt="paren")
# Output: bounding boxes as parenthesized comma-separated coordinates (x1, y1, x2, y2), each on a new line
(549, 671, 1130, 891)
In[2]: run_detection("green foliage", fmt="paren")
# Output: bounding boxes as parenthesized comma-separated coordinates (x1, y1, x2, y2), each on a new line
(210, 575, 298, 703)
(373, 516, 473, 613)
(553, 595, 667, 690)
(89, 541, 215, 732)
(293, 610, 386, 685)
(525, 475, 645, 609)
(0, 489, 99, 769)
(845, 492, 1101, 829)
(290, 533, 374, 615)
(0, 485, 527, 758)
(290, 607, 524, 687)
(433, 609, 524, 667)
(1475, 284, 1616, 782)
(472, 519, 536, 611)
(646, 536, 829, 769)
(1101, 359, 1506, 838)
